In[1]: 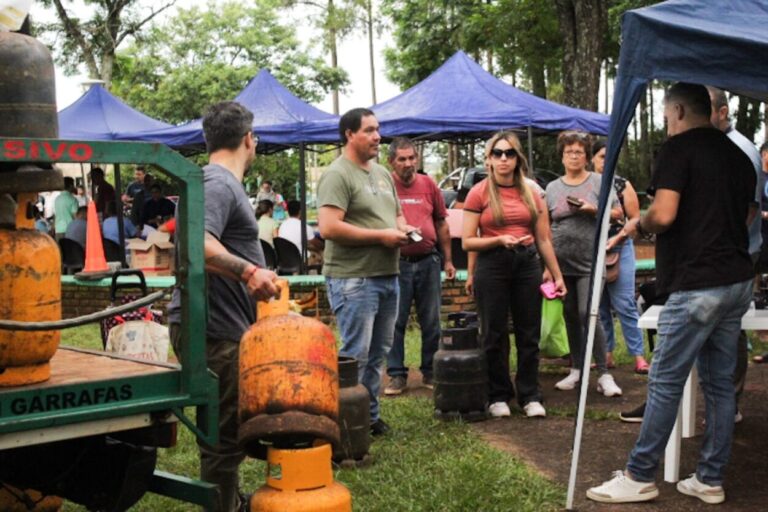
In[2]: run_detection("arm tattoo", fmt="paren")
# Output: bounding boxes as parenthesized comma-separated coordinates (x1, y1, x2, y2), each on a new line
(206, 254, 250, 279)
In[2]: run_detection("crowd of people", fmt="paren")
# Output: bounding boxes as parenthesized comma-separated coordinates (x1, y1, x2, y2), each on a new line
(27, 81, 765, 509)
(33, 165, 178, 266)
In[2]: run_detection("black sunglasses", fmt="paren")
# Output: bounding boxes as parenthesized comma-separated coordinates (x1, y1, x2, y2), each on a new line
(490, 148, 518, 159)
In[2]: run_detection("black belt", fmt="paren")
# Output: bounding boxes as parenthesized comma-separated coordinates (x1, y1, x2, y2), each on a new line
(400, 252, 435, 263)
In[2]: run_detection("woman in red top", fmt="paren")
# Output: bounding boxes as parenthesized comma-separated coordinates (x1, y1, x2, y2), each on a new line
(462, 131, 566, 419)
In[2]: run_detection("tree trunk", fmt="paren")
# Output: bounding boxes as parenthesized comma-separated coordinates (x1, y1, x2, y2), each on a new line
(554, 0, 605, 111)
(329, 0, 340, 115)
(366, 0, 376, 105)
(530, 60, 547, 99)
(735, 94, 761, 143)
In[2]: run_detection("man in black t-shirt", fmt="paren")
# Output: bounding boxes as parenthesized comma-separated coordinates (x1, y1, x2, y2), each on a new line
(588, 83, 755, 505)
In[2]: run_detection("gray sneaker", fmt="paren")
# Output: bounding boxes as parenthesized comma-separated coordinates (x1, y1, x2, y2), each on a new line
(384, 376, 407, 395)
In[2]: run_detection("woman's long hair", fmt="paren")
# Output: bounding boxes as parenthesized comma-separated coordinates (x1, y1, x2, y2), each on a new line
(484, 132, 538, 227)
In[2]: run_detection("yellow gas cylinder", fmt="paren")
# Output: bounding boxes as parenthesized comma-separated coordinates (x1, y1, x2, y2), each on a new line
(239, 280, 340, 459)
(0, 199, 61, 386)
(250, 443, 351, 512)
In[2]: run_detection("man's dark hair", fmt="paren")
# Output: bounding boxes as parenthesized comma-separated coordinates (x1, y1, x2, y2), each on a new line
(760, 141, 768, 154)
(63, 177, 75, 190)
(202, 101, 254, 153)
(135, 166, 146, 174)
(339, 108, 375, 144)
(665, 83, 712, 118)
(388, 137, 415, 161)
(287, 200, 301, 217)
(77, 206, 88, 217)
(150, 183, 162, 193)
(263, 180, 272, 187)
(104, 201, 116, 218)
(91, 167, 104, 179)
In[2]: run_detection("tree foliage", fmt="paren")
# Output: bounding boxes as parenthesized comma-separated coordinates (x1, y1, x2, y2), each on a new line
(36, 0, 176, 86)
(111, 0, 346, 125)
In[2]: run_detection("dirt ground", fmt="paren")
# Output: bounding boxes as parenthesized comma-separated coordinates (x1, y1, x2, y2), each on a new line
(383, 361, 768, 511)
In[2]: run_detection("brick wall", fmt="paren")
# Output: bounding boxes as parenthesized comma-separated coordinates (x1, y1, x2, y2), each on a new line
(61, 277, 477, 326)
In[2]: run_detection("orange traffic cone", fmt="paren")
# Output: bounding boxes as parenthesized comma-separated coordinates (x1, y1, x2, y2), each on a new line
(75, 200, 112, 280)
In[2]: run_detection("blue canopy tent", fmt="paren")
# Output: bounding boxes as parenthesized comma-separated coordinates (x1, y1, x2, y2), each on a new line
(57, 85, 175, 266)
(119, 69, 340, 153)
(568, 1, 768, 508)
(58, 84, 172, 140)
(118, 69, 340, 272)
(370, 50, 610, 140)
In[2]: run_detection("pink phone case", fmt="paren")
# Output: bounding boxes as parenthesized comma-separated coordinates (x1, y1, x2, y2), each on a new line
(540, 281, 563, 299)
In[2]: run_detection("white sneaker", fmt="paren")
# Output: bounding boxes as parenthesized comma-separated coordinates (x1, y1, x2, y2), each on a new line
(555, 369, 581, 390)
(676, 473, 725, 504)
(734, 410, 743, 424)
(523, 401, 546, 418)
(597, 373, 623, 397)
(488, 401, 511, 418)
(586, 470, 659, 503)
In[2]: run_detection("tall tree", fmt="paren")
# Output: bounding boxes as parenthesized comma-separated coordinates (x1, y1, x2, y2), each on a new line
(36, 0, 176, 87)
(283, 0, 361, 114)
(111, 0, 346, 124)
(553, 0, 605, 110)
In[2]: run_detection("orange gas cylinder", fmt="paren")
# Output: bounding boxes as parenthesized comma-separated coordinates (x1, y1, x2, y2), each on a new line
(239, 280, 340, 459)
(0, 484, 63, 511)
(0, 227, 61, 386)
(249, 443, 351, 512)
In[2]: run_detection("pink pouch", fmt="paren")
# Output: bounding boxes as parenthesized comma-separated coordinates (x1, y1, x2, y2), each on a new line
(540, 281, 563, 299)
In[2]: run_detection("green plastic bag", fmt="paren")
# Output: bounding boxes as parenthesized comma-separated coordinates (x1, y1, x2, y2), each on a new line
(540, 298, 569, 358)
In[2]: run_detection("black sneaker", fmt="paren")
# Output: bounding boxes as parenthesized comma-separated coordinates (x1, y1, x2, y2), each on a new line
(370, 418, 391, 436)
(620, 402, 645, 423)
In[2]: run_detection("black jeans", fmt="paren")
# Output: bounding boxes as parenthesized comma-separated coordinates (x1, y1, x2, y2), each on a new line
(474, 246, 543, 406)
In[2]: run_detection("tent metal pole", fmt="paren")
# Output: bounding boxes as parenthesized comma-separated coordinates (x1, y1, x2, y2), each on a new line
(565, 185, 616, 510)
(113, 163, 127, 268)
(299, 142, 308, 274)
(527, 126, 534, 174)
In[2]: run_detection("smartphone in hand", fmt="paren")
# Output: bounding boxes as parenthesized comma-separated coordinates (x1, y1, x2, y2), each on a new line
(566, 196, 583, 207)
(407, 230, 423, 243)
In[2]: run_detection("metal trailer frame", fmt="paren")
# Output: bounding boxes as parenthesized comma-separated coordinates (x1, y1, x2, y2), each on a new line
(0, 138, 219, 508)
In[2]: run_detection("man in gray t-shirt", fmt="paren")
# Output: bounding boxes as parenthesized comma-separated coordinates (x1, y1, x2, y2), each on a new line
(169, 101, 279, 512)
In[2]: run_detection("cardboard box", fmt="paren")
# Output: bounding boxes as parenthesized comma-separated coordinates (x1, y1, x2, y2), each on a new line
(126, 231, 175, 276)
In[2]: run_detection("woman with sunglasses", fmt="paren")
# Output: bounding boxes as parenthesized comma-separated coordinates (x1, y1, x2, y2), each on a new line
(546, 131, 622, 397)
(462, 131, 565, 419)
(591, 140, 650, 374)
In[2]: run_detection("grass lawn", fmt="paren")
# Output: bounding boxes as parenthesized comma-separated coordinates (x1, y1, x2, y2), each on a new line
(58, 325, 564, 511)
(55, 317, 768, 510)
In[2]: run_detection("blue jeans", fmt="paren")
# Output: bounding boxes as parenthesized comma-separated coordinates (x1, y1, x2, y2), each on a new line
(599, 240, 645, 356)
(388, 254, 442, 379)
(626, 279, 752, 486)
(326, 276, 399, 423)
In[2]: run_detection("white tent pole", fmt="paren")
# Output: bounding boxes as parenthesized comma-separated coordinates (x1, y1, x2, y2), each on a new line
(566, 184, 617, 510)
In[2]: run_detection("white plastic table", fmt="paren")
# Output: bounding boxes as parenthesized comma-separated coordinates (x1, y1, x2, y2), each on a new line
(637, 305, 768, 482)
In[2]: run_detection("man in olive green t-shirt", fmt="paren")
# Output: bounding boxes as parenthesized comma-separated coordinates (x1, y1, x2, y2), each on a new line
(317, 108, 414, 436)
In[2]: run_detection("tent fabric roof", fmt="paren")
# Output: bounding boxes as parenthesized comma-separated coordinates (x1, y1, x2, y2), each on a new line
(615, 0, 768, 103)
(58, 85, 172, 140)
(599, 0, 768, 215)
(118, 69, 340, 150)
(370, 51, 610, 138)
